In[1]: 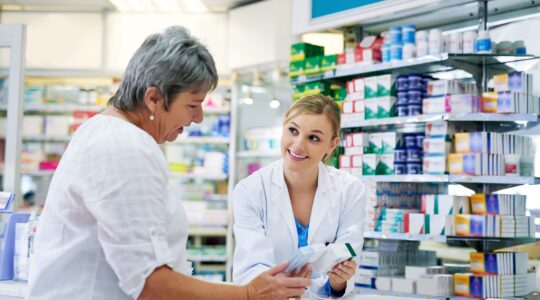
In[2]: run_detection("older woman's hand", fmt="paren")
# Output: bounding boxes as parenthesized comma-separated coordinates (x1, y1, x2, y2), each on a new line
(328, 260, 357, 293)
(246, 262, 311, 300)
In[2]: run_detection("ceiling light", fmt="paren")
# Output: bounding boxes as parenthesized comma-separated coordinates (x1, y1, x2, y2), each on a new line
(242, 92, 254, 105)
(180, 0, 208, 13)
(269, 99, 280, 109)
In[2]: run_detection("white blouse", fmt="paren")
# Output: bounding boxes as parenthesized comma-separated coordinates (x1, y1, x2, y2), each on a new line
(27, 114, 191, 300)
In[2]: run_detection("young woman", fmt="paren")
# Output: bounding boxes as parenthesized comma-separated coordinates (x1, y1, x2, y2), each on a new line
(233, 95, 367, 298)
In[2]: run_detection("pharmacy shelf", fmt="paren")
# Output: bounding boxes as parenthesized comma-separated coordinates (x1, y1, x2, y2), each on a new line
(358, 175, 449, 183)
(170, 173, 228, 181)
(21, 170, 55, 176)
(188, 227, 227, 236)
(0, 103, 105, 113)
(448, 175, 540, 185)
(172, 136, 230, 145)
(364, 231, 447, 242)
(341, 113, 538, 129)
(353, 287, 524, 300)
(0, 281, 27, 298)
(292, 54, 539, 86)
(236, 150, 281, 158)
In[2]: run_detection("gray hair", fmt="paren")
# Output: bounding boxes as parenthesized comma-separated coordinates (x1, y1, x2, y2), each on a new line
(109, 26, 218, 111)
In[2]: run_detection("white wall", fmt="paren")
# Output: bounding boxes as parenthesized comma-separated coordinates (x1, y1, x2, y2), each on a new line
(0, 11, 230, 75)
(227, 0, 291, 70)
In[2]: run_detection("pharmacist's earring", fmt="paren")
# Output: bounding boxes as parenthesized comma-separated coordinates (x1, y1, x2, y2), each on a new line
(149, 114, 155, 121)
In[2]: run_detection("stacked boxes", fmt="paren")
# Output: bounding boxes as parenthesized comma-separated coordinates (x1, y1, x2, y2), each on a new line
(482, 72, 538, 114)
(422, 121, 452, 174)
(394, 132, 425, 175)
(395, 74, 428, 117)
(454, 252, 534, 298)
(404, 195, 469, 236)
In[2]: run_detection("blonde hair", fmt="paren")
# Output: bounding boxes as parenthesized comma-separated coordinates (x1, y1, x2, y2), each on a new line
(284, 94, 341, 138)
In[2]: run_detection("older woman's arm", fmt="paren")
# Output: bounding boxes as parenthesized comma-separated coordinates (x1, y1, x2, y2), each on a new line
(139, 264, 310, 300)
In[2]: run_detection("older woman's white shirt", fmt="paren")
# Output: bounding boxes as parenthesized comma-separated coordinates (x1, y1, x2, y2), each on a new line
(26, 115, 190, 300)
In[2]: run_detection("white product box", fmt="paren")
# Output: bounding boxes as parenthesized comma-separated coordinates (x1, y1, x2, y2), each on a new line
(427, 214, 447, 236)
(381, 132, 398, 154)
(364, 77, 379, 99)
(22, 116, 44, 137)
(392, 278, 416, 294)
(313, 243, 356, 275)
(425, 121, 454, 137)
(368, 133, 383, 154)
(423, 136, 451, 154)
(339, 155, 352, 169)
(406, 213, 425, 234)
(365, 100, 379, 120)
(45, 116, 70, 137)
(423, 96, 447, 114)
(423, 155, 447, 174)
(375, 277, 392, 291)
(406, 266, 429, 280)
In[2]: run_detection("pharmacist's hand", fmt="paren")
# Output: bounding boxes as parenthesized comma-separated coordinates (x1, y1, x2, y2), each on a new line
(246, 262, 311, 300)
(328, 260, 357, 292)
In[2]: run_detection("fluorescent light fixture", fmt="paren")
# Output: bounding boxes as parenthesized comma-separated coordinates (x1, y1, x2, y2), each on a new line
(243, 97, 254, 105)
(180, 0, 208, 13)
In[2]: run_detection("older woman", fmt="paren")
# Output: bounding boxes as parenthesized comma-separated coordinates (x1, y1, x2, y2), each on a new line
(26, 26, 310, 300)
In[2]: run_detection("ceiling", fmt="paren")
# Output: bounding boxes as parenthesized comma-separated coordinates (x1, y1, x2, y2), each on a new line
(0, 0, 263, 12)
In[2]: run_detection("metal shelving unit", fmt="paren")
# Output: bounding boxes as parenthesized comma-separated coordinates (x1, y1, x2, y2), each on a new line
(236, 150, 281, 158)
(172, 136, 230, 145)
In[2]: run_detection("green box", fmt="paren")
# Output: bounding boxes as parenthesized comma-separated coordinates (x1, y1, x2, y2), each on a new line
(376, 154, 395, 175)
(291, 43, 325, 62)
(363, 154, 379, 175)
(381, 132, 398, 154)
(364, 76, 379, 99)
(377, 96, 396, 118)
(377, 75, 396, 97)
(304, 81, 329, 96)
(321, 54, 337, 72)
(289, 60, 305, 77)
(365, 100, 378, 120)
(333, 88, 347, 101)
(368, 133, 383, 154)
(304, 56, 322, 74)
(293, 84, 305, 100)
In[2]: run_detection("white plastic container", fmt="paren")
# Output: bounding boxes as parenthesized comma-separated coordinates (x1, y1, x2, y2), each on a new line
(429, 29, 443, 55)
(403, 43, 416, 60)
(449, 32, 462, 53)
(476, 30, 492, 54)
(513, 40, 526, 54)
(462, 31, 477, 53)
(496, 41, 513, 54)
(415, 30, 428, 44)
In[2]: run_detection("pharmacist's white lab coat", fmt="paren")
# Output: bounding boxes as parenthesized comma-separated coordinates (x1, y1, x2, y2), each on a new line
(232, 160, 366, 299)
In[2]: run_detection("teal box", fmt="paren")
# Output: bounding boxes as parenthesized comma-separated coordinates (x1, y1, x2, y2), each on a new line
(365, 100, 378, 120)
(363, 154, 379, 175)
(377, 75, 396, 97)
(377, 96, 396, 118)
(364, 77, 379, 99)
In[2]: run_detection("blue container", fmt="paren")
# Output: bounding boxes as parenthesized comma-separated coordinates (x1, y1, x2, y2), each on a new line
(394, 147, 407, 163)
(406, 162, 422, 174)
(397, 91, 409, 105)
(407, 90, 422, 104)
(390, 43, 403, 61)
(394, 163, 407, 175)
(397, 104, 408, 116)
(416, 133, 425, 149)
(404, 134, 417, 148)
(408, 74, 423, 90)
(396, 76, 409, 91)
(406, 147, 423, 162)
(402, 24, 416, 44)
(382, 43, 391, 63)
(408, 104, 422, 115)
(389, 26, 402, 44)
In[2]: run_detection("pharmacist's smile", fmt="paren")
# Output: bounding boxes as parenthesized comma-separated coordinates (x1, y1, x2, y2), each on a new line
(287, 149, 308, 161)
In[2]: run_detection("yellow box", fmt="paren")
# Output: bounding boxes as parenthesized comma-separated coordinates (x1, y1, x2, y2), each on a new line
(493, 73, 509, 92)
(481, 92, 498, 113)
(454, 133, 470, 153)
(470, 194, 487, 214)
(469, 252, 486, 274)
(448, 153, 464, 174)
(453, 274, 471, 297)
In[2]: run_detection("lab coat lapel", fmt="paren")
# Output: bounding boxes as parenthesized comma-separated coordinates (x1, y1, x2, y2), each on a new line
(271, 160, 298, 248)
(308, 162, 333, 244)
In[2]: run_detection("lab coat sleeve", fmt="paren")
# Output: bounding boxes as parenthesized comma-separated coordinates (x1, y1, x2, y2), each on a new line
(312, 177, 367, 299)
(232, 176, 276, 284)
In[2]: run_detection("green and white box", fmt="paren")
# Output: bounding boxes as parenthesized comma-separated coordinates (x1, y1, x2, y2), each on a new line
(368, 133, 382, 154)
(365, 100, 378, 120)
(363, 154, 379, 175)
(377, 154, 395, 175)
(377, 96, 396, 118)
(381, 132, 398, 154)
(364, 76, 379, 99)
(377, 75, 395, 97)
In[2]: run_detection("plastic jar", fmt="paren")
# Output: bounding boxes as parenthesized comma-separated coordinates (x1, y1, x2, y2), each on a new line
(416, 133, 425, 148)
(408, 104, 422, 115)
(406, 147, 423, 162)
(407, 90, 422, 105)
(403, 43, 416, 60)
(476, 30, 492, 53)
(394, 147, 407, 163)
(429, 29, 443, 55)
(416, 30, 429, 57)
(402, 24, 416, 44)
(408, 75, 423, 90)
(462, 31, 477, 53)
(404, 134, 417, 148)
(382, 43, 392, 63)
(397, 76, 409, 91)
(449, 32, 463, 53)
(496, 41, 513, 54)
(394, 163, 407, 175)
(397, 92, 409, 105)
(390, 42, 403, 62)
(389, 26, 402, 44)
(406, 162, 422, 174)
(397, 104, 409, 116)
(513, 41, 526, 55)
